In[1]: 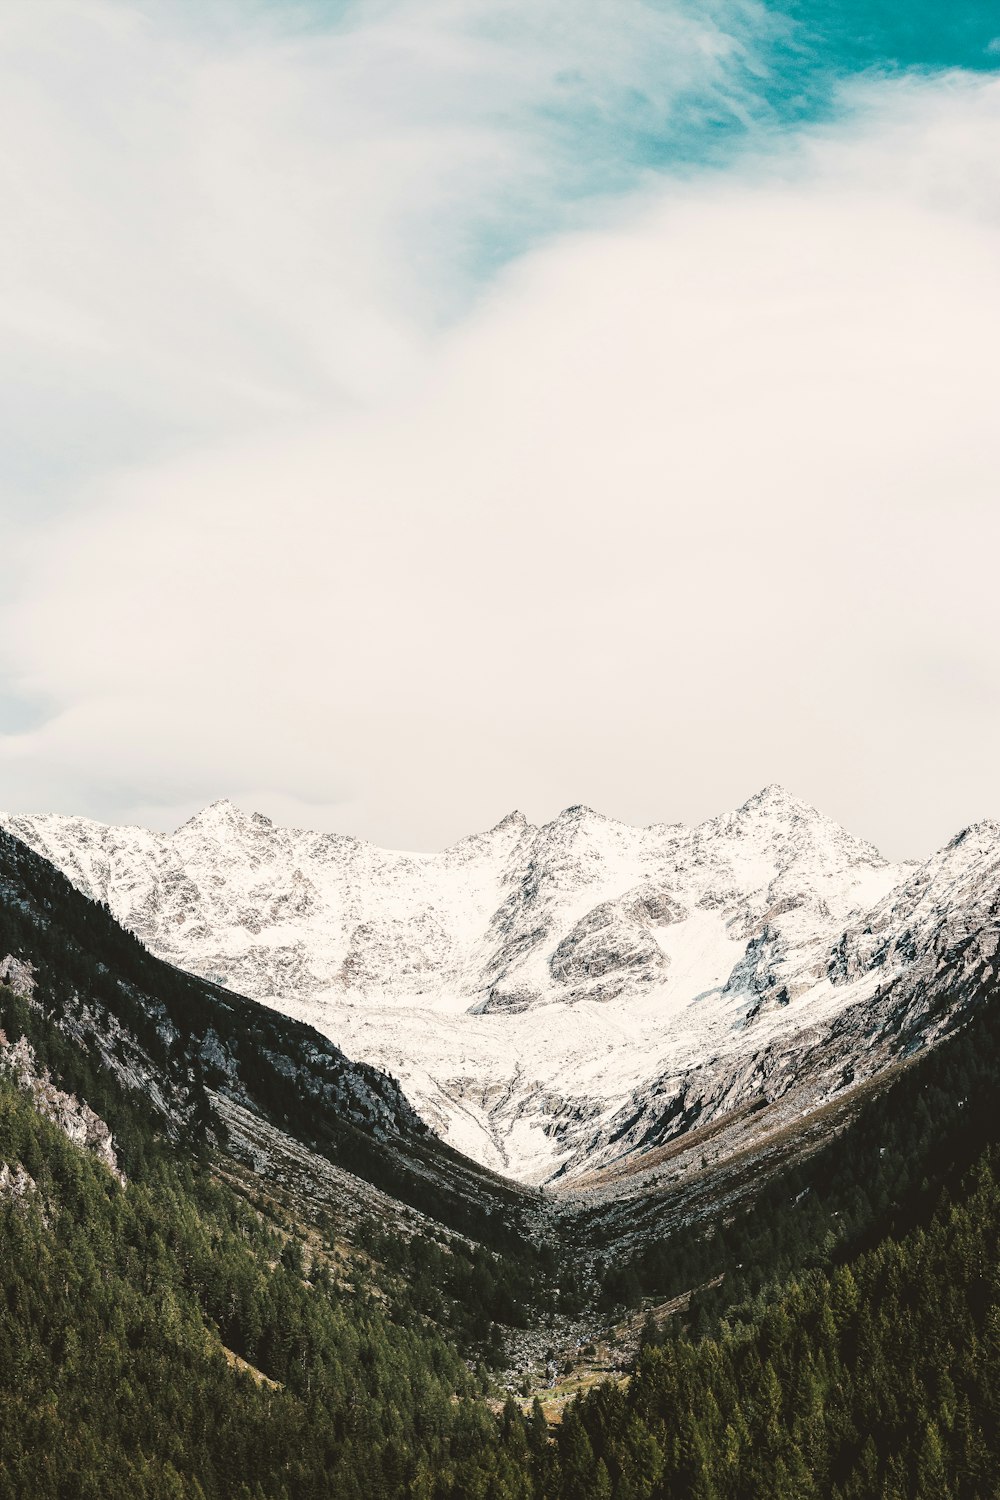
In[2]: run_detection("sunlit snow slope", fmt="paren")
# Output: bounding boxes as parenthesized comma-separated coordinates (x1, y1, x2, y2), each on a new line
(6, 787, 997, 1185)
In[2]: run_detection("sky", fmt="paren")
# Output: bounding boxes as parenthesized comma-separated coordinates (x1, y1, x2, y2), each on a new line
(1, 0, 999, 857)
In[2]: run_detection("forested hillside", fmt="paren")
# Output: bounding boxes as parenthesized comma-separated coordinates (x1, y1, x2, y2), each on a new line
(0, 1067, 496, 1500)
(546, 1148, 1000, 1500)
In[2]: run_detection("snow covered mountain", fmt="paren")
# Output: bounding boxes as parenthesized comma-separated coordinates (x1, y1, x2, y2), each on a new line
(4, 786, 996, 1186)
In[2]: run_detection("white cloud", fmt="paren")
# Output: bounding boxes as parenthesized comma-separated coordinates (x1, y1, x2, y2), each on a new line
(0, 0, 752, 495)
(2, 3, 1000, 856)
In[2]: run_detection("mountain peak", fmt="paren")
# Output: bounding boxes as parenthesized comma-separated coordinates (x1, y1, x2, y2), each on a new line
(177, 799, 271, 835)
(946, 819, 1000, 851)
(738, 784, 813, 817)
(555, 804, 602, 823)
(495, 810, 529, 832)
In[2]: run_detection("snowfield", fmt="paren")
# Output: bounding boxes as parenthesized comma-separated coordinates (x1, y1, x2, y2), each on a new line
(5, 785, 998, 1184)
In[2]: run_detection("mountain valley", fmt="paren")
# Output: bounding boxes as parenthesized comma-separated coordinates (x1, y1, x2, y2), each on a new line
(4, 798, 1000, 1497)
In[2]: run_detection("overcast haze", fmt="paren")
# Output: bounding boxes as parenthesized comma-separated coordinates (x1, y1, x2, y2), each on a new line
(2, 0, 999, 857)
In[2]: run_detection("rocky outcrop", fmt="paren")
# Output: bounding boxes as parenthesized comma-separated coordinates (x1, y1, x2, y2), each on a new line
(0, 1030, 123, 1181)
(0, 1161, 38, 1206)
(548, 899, 670, 1003)
(0, 954, 35, 1000)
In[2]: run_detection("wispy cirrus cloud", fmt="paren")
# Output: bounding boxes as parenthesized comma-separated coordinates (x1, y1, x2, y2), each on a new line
(11, 0, 990, 499)
(0, 0, 775, 499)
